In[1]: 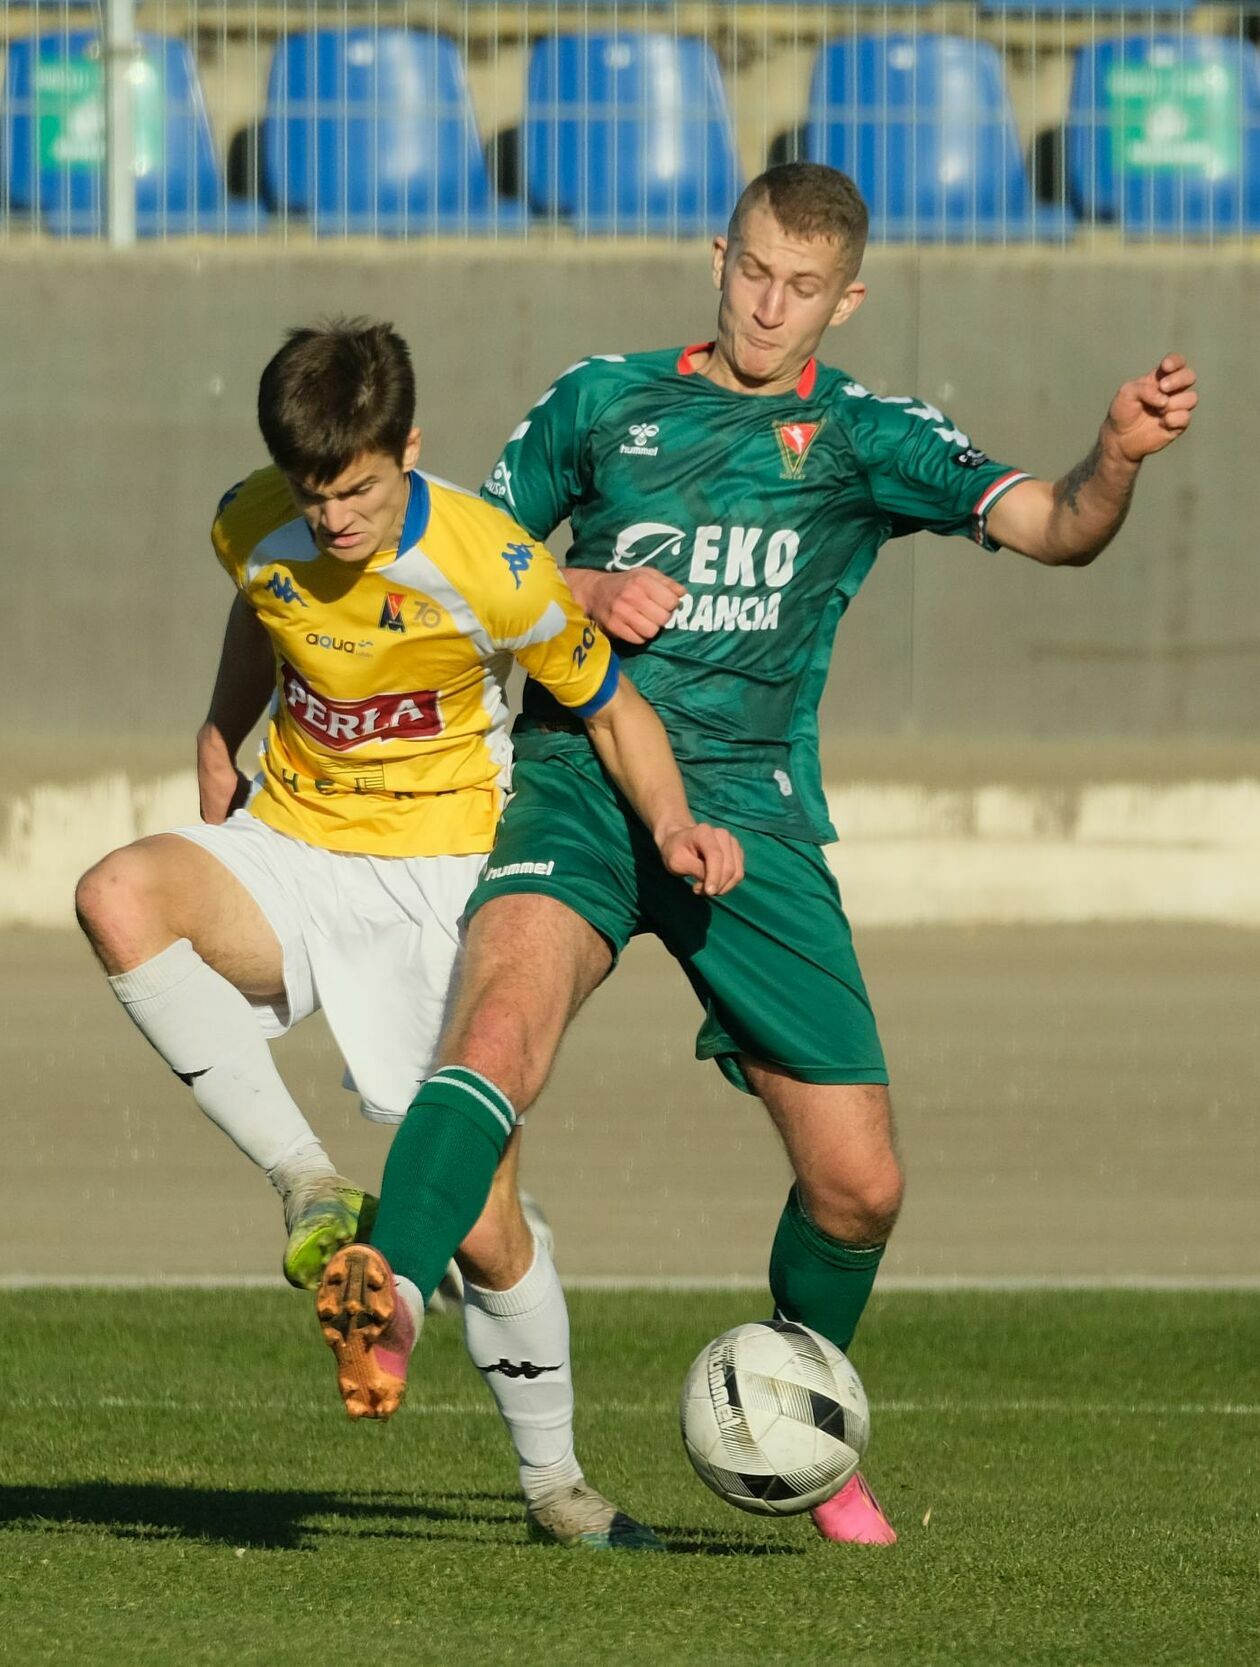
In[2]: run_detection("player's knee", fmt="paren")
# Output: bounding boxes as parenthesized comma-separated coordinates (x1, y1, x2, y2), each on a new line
(805, 1157, 904, 1245)
(448, 1000, 551, 1110)
(74, 846, 163, 951)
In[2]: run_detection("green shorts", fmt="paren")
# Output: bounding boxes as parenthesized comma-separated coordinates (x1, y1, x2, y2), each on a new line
(466, 753, 887, 1095)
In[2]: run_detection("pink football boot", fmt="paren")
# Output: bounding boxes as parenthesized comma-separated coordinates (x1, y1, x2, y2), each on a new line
(811, 1473, 898, 1545)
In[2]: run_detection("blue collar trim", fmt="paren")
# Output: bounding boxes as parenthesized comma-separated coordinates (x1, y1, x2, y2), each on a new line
(399, 471, 430, 552)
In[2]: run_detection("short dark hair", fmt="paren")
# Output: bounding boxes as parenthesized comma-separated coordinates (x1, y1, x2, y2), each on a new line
(728, 163, 869, 277)
(257, 317, 416, 485)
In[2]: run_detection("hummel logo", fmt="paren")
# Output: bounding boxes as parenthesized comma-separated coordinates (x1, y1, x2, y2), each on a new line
(620, 421, 661, 458)
(479, 1359, 562, 1380)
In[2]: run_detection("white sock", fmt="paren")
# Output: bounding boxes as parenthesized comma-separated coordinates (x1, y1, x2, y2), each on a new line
(394, 1274, 425, 1336)
(463, 1233, 584, 1502)
(108, 938, 335, 1192)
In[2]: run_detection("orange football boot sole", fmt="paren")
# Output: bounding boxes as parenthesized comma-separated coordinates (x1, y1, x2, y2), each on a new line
(316, 1245, 409, 1420)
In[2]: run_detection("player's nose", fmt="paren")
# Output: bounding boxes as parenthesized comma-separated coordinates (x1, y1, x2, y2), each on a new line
(755, 285, 786, 326)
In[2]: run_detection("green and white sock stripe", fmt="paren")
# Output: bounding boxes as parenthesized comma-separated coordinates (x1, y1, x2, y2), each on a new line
(425, 1066, 517, 1140)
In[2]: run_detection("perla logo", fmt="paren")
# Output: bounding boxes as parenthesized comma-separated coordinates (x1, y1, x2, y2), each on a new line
(610, 522, 687, 571)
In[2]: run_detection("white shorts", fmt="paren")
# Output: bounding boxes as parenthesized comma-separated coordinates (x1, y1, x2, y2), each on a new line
(174, 811, 486, 1123)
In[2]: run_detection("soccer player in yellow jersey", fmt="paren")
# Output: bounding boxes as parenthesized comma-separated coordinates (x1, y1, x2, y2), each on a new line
(75, 318, 743, 1550)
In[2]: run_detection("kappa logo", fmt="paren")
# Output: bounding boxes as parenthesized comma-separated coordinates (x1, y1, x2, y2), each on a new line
(620, 421, 661, 458)
(774, 419, 825, 480)
(609, 522, 686, 571)
(263, 570, 308, 607)
(478, 1359, 562, 1380)
(501, 542, 535, 589)
(379, 592, 406, 633)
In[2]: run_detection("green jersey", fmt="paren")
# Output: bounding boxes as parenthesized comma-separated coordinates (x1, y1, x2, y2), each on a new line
(480, 344, 1029, 843)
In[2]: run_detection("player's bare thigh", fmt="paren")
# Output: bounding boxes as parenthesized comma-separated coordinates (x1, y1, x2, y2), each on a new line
(75, 832, 285, 997)
(743, 1058, 905, 1246)
(439, 892, 613, 1109)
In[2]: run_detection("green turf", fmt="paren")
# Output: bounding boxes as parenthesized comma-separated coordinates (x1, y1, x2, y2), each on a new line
(1, 1290, 1257, 1667)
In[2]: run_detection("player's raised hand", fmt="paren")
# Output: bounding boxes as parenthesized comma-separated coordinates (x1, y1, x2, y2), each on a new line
(658, 823, 745, 897)
(1105, 354, 1198, 462)
(569, 567, 687, 644)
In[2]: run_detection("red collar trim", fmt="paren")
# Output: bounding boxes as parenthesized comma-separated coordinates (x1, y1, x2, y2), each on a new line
(676, 341, 713, 376)
(676, 342, 819, 399)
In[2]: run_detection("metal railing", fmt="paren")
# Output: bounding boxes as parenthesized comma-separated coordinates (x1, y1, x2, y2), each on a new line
(3, 1, 1259, 244)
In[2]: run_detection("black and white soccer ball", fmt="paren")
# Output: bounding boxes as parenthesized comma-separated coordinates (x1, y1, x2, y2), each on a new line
(679, 1320, 870, 1516)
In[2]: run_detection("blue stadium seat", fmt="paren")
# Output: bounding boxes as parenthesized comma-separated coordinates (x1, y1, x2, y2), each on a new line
(262, 29, 513, 234)
(2, 31, 234, 234)
(806, 35, 1065, 241)
(1068, 37, 1260, 234)
(525, 33, 743, 234)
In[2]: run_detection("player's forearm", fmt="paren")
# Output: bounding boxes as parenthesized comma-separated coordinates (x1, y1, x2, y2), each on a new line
(1037, 429, 1141, 566)
(583, 681, 697, 849)
(202, 593, 275, 758)
(562, 567, 601, 609)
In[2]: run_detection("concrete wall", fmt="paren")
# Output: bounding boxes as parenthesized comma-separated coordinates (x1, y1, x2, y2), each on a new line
(4, 243, 1258, 755)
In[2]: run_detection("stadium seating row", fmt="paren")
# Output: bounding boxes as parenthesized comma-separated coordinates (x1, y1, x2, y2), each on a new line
(19, 0, 1214, 11)
(5, 29, 1260, 235)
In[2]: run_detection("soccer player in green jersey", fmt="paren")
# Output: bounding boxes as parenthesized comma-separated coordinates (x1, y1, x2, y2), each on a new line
(318, 164, 1198, 1545)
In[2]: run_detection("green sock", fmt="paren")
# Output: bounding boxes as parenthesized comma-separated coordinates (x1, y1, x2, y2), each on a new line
(369, 1067, 515, 1304)
(768, 1186, 886, 1354)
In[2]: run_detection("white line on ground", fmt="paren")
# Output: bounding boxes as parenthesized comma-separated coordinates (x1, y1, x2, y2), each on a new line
(9, 1396, 1260, 1418)
(1, 1274, 1258, 1291)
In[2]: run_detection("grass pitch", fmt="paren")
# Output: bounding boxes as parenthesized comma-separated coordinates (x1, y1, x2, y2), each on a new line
(2, 1289, 1256, 1667)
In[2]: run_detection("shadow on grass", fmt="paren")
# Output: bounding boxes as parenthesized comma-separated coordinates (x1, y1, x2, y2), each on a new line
(653, 1524, 804, 1557)
(0, 1483, 521, 1550)
(0, 1485, 804, 1558)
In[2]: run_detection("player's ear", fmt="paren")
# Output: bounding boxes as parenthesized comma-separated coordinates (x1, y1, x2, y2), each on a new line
(711, 235, 728, 292)
(402, 427, 422, 471)
(829, 281, 866, 329)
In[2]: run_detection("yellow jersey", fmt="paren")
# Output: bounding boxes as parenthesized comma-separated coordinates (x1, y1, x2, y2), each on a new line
(211, 466, 617, 857)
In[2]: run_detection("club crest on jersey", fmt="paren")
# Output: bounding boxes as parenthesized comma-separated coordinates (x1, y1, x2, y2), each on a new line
(379, 592, 407, 632)
(774, 419, 825, 480)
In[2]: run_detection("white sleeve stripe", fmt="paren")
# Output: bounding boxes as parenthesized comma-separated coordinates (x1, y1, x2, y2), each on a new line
(497, 600, 568, 652)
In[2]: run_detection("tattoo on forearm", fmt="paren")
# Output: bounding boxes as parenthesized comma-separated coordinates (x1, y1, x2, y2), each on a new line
(1053, 439, 1104, 515)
